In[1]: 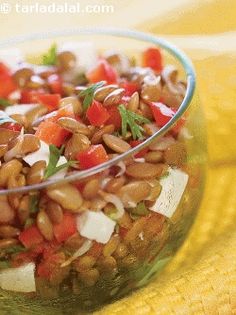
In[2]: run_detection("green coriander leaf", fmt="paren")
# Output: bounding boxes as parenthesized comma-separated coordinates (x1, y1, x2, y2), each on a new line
(29, 194, 39, 214)
(44, 144, 76, 179)
(129, 202, 149, 220)
(79, 81, 106, 111)
(0, 98, 11, 107)
(118, 104, 150, 140)
(0, 261, 11, 269)
(42, 43, 57, 66)
(4, 245, 27, 255)
(24, 218, 35, 229)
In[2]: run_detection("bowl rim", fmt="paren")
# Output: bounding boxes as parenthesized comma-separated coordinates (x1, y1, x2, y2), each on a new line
(0, 27, 196, 195)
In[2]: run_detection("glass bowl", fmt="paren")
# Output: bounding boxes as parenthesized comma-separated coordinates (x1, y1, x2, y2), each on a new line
(0, 27, 207, 314)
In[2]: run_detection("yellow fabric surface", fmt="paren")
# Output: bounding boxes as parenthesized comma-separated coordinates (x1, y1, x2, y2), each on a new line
(94, 1, 236, 314)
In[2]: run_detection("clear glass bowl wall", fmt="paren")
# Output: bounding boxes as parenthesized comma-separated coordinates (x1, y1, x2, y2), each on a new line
(0, 29, 207, 314)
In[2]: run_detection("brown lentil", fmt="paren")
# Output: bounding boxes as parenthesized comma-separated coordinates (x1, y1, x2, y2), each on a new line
(26, 160, 46, 185)
(74, 255, 96, 271)
(58, 117, 90, 134)
(94, 85, 118, 102)
(37, 210, 54, 241)
(103, 88, 125, 107)
(0, 238, 19, 249)
(144, 151, 163, 163)
(0, 128, 19, 145)
(126, 162, 165, 179)
(47, 183, 83, 212)
(59, 96, 83, 116)
(91, 124, 115, 145)
(46, 200, 63, 224)
(0, 225, 20, 238)
(0, 144, 8, 158)
(13, 67, 34, 88)
(0, 159, 23, 187)
(102, 134, 131, 153)
(83, 179, 100, 200)
(127, 92, 139, 112)
(103, 235, 120, 257)
(105, 176, 126, 194)
(140, 101, 153, 120)
(113, 243, 128, 259)
(57, 51, 76, 72)
(141, 76, 161, 102)
(78, 268, 100, 287)
(64, 133, 90, 160)
(17, 195, 30, 224)
(118, 181, 151, 207)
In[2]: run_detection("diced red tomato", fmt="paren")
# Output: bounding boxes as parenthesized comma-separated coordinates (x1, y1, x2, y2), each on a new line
(47, 104, 75, 123)
(150, 102, 185, 134)
(1, 122, 22, 132)
(76, 144, 109, 170)
(142, 47, 163, 72)
(18, 225, 44, 248)
(0, 62, 17, 98)
(20, 89, 45, 104)
(53, 213, 77, 243)
(35, 120, 70, 147)
(37, 94, 61, 111)
(130, 140, 149, 158)
(86, 100, 110, 126)
(105, 105, 122, 130)
(119, 227, 128, 239)
(0, 62, 11, 77)
(120, 81, 139, 97)
(87, 59, 118, 84)
(47, 74, 63, 95)
(37, 252, 66, 280)
(0, 77, 16, 98)
(150, 102, 175, 127)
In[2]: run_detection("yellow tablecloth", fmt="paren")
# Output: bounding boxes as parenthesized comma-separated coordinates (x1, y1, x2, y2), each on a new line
(1, 1, 235, 314)
(94, 1, 236, 314)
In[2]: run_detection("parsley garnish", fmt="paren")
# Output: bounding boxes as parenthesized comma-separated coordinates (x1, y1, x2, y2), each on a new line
(5, 245, 27, 255)
(44, 144, 76, 179)
(29, 194, 39, 214)
(42, 43, 57, 66)
(0, 98, 11, 107)
(118, 104, 150, 140)
(79, 81, 105, 111)
(129, 202, 149, 220)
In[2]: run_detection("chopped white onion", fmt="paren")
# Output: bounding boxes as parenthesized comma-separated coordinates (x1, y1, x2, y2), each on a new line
(100, 177, 112, 189)
(116, 160, 126, 177)
(149, 136, 176, 151)
(150, 168, 189, 218)
(179, 127, 193, 140)
(8, 90, 21, 101)
(99, 191, 125, 220)
(0, 48, 24, 70)
(59, 42, 98, 72)
(5, 104, 39, 116)
(0, 263, 36, 293)
(60, 240, 92, 267)
(77, 211, 116, 244)
(133, 158, 145, 163)
(4, 128, 24, 162)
